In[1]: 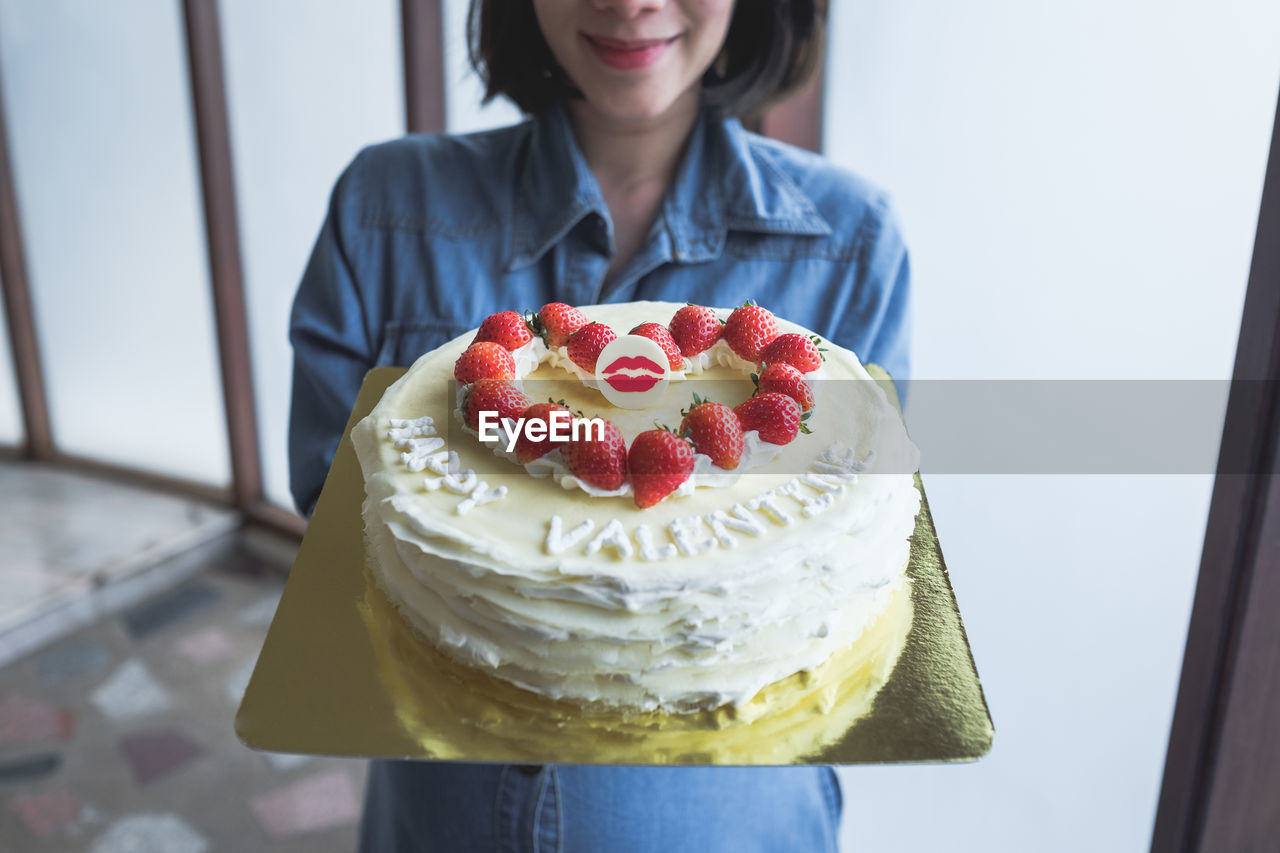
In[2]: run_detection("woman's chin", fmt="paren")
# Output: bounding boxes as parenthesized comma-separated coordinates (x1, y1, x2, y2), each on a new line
(572, 85, 698, 129)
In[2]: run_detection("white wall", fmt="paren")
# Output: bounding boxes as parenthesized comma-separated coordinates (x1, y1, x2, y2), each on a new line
(221, 0, 404, 511)
(0, 0, 229, 484)
(0, 274, 20, 445)
(0, 0, 227, 481)
(826, 1, 1279, 850)
(0, 0, 522, 503)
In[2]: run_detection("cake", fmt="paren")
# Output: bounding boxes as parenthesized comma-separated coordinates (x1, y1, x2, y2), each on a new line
(357, 559, 914, 763)
(351, 300, 921, 733)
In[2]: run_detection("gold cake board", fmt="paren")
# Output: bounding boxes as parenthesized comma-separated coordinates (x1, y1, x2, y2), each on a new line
(235, 367, 993, 765)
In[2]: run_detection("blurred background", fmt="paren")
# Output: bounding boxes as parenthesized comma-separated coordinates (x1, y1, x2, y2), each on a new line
(0, 0, 1277, 851)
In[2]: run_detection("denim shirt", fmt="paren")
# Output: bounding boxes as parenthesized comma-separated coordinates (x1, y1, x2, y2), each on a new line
(287, 102, 910, 851)
(289, 100, 909, 520)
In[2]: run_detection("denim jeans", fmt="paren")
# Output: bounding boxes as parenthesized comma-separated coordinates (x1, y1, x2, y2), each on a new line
(357, 760, 843, 852)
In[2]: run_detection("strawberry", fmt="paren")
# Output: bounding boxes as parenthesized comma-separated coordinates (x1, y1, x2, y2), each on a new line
(473, 310, 534, 350)
(513, 401, 573, 464)
(760, 333, 825, 373)
(454, 342, 516, 384)
(668, 304, 722, 356)
(754, 362, 814, 412)
(630, 322, 684, 370)
(679, 393, 744, 470)
(628, 428, 696, 508)
(562, 419, 628, 491)
(723, 301, 779, 362)
(734, 392, 810, 445)
(530, 302, 589, 348)
(566, 322, 617, 373)
(463, 379, 531, 431)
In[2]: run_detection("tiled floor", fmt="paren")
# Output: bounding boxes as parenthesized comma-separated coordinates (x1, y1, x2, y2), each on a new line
(0, 463, 365, 851)
(0, 462, 239, 667)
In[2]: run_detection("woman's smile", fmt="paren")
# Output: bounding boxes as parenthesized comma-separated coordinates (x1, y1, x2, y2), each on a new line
(533, 0, 734, 124)
(581, 33, 681, 71)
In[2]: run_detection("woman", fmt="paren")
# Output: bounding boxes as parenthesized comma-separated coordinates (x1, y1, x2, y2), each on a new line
(290, 1, 909, 849)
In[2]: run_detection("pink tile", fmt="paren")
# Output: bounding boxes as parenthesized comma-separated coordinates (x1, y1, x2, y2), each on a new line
(250, 770, 360, 837)
(119, 729, 203, 785)
(0, 695, 76, 745)
(10, 787, 79, 838)
(174, 627, 235, 664)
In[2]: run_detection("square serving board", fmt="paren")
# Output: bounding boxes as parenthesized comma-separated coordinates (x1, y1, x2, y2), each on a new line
(235, 366, 992, 765)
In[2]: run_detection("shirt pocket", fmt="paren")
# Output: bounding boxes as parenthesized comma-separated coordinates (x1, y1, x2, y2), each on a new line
(376, 320, 472, 367)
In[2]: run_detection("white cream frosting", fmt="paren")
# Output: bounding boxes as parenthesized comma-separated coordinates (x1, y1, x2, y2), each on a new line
(351, 300, 922, 713)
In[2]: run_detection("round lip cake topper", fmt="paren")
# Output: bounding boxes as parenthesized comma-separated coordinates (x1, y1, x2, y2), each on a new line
(594, 335, 671, 409)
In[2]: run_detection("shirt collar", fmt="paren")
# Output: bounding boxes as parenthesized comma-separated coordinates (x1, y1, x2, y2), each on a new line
(507, 102, 831, 272)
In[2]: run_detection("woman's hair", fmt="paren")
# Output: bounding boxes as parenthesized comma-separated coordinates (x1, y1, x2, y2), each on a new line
(466, 1, 826, 118)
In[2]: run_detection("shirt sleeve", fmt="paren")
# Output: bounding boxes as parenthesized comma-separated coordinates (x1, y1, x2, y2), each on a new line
(288, 152, 376, 518)
(834, 192, 911, 407)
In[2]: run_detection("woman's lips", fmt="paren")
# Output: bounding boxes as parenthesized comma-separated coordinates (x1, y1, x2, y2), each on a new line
(583, 33, 677, 71)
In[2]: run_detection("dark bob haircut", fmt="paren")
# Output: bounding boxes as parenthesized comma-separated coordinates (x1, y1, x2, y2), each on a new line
(466, 1, 826, 119)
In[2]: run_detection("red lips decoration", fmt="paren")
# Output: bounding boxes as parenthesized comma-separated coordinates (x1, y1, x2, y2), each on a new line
(601, 354, 666, 393)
